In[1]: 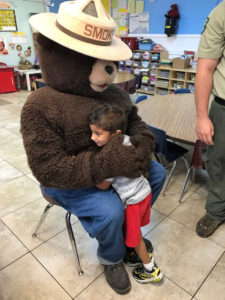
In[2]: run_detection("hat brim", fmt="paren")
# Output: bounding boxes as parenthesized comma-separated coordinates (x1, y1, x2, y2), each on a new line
(30, 13, 132, 61)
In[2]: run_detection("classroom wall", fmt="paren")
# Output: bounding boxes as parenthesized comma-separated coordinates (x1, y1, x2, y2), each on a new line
(145, 0, 220, 34)
(129, 0, 223, 57)
(50, 0, 222, 34)
(0, 0, 46, 66)
(49, 0, 223, 56)
(49, 0, 62, 13)
(1, 0, 223, 66)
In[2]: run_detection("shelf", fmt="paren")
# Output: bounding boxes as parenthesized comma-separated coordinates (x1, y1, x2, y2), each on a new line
(170, 78, 186, 81)
(155, 66, 196, 95)
(155, 86, 168, 89)
(120, 50, 189, 96)
(157, 76, 170, 80)
(137, 89, 154, 95)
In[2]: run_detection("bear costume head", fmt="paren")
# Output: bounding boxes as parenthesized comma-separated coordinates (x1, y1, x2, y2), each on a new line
(36, 33, 119, 97)
(20, 0, 154, 189)
(32, 0, 131, 96)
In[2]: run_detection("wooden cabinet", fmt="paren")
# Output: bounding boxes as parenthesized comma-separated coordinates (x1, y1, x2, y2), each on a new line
(0, 67, 17, 94)
(155, 66, 196, 95)
(119, 50, 168, 95)
(119, 52, 197, 96)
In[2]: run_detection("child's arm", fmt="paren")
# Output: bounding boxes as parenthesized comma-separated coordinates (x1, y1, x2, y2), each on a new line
(96, 180, 112, 190)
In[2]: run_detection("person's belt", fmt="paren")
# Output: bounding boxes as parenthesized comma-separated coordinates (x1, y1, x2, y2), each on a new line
(214, 96, 225, 106)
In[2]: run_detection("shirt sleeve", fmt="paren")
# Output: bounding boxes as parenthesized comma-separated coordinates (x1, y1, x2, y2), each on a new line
(198, 3, 225, 59)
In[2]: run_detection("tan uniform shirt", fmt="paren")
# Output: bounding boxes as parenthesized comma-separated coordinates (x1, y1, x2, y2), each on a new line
(197, 0, 225, 99)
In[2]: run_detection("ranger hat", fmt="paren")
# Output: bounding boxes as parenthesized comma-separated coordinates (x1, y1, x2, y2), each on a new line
(29, 0, 132, 61)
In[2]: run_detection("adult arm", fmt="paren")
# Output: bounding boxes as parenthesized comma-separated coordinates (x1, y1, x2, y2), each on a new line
(195, 58, 218, 145)
(195, 1, 225, 145)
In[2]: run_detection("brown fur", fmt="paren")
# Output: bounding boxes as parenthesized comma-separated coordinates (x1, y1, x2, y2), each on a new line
(20, 34, 154, 189)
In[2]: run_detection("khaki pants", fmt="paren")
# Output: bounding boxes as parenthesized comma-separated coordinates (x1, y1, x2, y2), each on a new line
(202, 100, 225, 220)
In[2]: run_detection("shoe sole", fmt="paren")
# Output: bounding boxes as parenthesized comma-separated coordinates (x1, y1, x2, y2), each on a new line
(196, 220, 225, 238)
(105, 279, 131, 295)
(134, 272, 163, 284)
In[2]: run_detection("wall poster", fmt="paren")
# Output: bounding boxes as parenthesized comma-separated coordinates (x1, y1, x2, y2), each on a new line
(0, 9, 17, 32)
(0, 36, 8, 55)
(111, 0, 129, 36)
(101, 0, 110, 14)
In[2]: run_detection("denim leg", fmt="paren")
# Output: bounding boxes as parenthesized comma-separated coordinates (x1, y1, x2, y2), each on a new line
(41, 186, 125, 264)
(148, 160, 166, 206)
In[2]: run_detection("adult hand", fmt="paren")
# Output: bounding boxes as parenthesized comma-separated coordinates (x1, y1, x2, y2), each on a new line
(196, 116, 214, 145)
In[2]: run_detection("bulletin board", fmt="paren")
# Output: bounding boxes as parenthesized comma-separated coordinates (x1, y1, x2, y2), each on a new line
(111, 0, 146, 36)
(111, 0, 129, 36)
(101, 0, 111, 14)
(0, 9, 17, 32)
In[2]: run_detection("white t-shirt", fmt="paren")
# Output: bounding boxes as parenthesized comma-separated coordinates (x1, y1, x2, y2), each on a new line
(106, 135, 151, 207)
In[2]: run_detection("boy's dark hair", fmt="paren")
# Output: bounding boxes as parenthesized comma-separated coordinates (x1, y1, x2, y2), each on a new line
(88, 104, 127, 133)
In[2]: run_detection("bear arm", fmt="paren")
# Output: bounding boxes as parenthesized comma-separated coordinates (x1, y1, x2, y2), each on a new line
(91, 134, 147, 183)
(21, 104, 96, 189)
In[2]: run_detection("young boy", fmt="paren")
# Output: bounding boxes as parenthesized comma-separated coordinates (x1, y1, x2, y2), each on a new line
(88, 103, 163, 283)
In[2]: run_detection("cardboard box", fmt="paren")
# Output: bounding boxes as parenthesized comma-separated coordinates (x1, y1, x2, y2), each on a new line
(172, 57, 190, 69)
(160, 51, 169, 60)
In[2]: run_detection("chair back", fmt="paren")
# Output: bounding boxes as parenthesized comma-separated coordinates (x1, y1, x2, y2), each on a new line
(174, 88, 190, 94)
(135, 74, 142, 90)
(147, 124, 188, 163)
(136, 95, 147, 103)
(36, 80, 47, 89)
(0, 62, 7, 67)
(147, 124, 167, 154)
(126, 77, 137, 94)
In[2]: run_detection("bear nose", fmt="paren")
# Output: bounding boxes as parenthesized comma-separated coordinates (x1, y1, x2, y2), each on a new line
(105, 65, 114, 75)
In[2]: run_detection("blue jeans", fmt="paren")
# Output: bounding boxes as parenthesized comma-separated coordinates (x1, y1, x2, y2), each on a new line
(41, 160, 166, 264)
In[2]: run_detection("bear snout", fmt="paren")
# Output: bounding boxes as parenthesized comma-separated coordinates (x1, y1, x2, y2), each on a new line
(105, 65, 114, 75)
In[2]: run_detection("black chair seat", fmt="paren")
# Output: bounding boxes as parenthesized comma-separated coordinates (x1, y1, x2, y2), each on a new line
(166, 141, 188, 162)
(147, 124, 189, 198)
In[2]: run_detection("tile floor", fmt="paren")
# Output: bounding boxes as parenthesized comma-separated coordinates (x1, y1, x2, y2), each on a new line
(0, 91, 225, 300)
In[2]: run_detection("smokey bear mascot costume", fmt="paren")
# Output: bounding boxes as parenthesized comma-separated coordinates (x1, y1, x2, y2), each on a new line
(21, 0, 166, 294)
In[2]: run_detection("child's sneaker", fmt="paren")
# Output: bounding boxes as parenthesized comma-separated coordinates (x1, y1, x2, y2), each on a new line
(124, 238, 153, 267)
(132, 263, 163, 283)
(124, 251, 153, 267)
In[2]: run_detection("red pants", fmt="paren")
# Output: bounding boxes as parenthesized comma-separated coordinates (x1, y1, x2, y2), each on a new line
(125, 193, 152, 248)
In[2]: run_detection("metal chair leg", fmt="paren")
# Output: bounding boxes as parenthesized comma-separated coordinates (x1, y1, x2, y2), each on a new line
(163, 160, 176, 195)
(179, 167, 192, 203)
(154, 152, 161, 163)
(182, 156, 190, 171)
(191, 168, 196, 182)
(32, 203, 53, 238)
(66, 212, 84, 276)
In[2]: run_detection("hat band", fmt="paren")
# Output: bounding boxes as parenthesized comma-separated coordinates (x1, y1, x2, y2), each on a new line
(56, 20, 112, 46)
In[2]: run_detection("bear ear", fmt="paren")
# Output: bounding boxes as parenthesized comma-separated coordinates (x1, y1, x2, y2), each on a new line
(36, 33, 55, 49)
